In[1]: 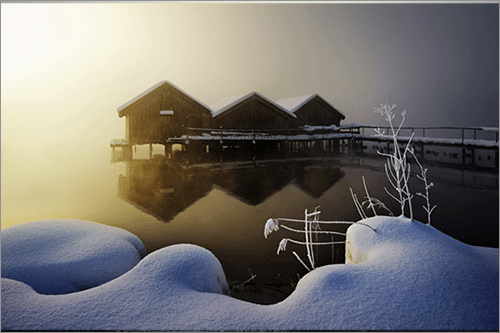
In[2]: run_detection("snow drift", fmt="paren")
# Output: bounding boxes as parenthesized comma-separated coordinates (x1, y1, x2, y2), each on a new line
(1, 219, 147, 294)
(2, 217, 498, 331)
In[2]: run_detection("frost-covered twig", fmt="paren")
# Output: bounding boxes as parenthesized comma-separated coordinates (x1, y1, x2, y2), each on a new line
(264, 216, 354, 239)
(238, 268, 257, 286)
(361, 177, 394, 216)
(374, 104, 414, 219)
(350, 188, 367, 219)
(304, 208, 314, 269)
(378, 142, 414, 218)
(362, 176, 377, 216)
(277, 238, 347, 250)
(280, 224, 347, 236)
(303, 206, 326, 269)
(372, 103, 438, 223)
(264, 208, 353, 271)
(267, 217, 354, 225)
(410, 148, 437, 225)
(353, 222, 377, 232)
(233, 269, 257, 290)
(264, 218, 280, 238)
(292, 251, 311, 272)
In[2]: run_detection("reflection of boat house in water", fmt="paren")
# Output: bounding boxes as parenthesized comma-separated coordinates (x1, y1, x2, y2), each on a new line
(214, 163, 345, 205)
(213, 163, 298, 205)
(118, 160, 346, 223)
(118, 159, 214, 222)
(294, 165, 345, 198)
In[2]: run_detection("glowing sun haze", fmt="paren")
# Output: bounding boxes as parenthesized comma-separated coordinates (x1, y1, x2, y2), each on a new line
(1, 2, 498, 228)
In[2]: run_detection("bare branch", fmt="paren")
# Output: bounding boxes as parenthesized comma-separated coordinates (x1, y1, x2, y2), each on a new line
(350, 188, 367, 219)
(362, 176, 377, 216)
(280, 224, 347, 237)
(292, 251, 311, 272)
(384, 186, 402, 204)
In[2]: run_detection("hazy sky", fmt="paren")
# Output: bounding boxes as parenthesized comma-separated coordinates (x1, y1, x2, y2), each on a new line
(1, 1, 498, 227)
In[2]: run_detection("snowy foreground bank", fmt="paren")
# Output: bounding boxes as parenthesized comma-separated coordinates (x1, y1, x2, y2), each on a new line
(2, 218, 498, 331)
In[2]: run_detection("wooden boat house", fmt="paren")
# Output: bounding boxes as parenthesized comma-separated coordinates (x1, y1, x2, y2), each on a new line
(114, 81, 349, 161)
(211, 92, 297, 130)
(117, 81, 213, 146)
(277, 93, 345, 127)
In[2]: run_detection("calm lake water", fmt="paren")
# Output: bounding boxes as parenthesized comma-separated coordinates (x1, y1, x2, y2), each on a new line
(3, 148, 498, 302)
(112, 154, 498, 289)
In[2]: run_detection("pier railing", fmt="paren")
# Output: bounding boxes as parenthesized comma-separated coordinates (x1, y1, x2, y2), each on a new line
(182, 125, 499, 143)
(113, 125, 499, 146)
(357, 126, 499, 144)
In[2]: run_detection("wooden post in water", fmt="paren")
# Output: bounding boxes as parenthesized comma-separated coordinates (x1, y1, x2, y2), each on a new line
(125, 145, 133, 161)
(252, 129, 256, 161)
(165, 143, 172, 159)
(462, 147, 466, 168)
(219, 126, 223, 167)
(418, 142, 424, 162)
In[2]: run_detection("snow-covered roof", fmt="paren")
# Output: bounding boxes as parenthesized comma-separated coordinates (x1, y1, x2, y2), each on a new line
(110, 139, 128, 146)
(276, 93, 346, 118)
(211, 92, 297, 119)
(117, 81, 347, 123)
(117, 81, 212, 114)
(211, 92, 254, 117)
(276, 94, 317, 113)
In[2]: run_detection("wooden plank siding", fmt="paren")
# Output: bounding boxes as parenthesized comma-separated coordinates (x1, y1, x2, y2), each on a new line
(118, 82, 212, 145)
(213, 94, 296, 130)
(293, 95, 345, 127)
(117, 82, 347, 148)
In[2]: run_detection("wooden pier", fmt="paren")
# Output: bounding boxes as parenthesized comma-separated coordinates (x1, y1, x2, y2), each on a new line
(111, 125, 499, 171)
(352, 126, 499, 170)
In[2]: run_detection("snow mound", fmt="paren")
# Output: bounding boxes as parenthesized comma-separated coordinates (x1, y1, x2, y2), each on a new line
(1, 219, 147, 294)
(2, 244, 233, 331)
(2, 217, 498, 331)
(127, 243, 231, 295)
(336, 216, 499, 330)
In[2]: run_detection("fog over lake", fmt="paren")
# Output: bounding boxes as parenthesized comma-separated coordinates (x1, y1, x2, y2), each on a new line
(2, 2, 497, 233)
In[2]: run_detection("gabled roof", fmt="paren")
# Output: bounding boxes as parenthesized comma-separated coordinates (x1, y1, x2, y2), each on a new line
(276, 93, 346, 119)
(276, 94, 317, 113)
(211, 92, 297, 119)
(211, 92, 254, 117)
(117, 81, 345, 122)
(117, 81, 212, 117)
